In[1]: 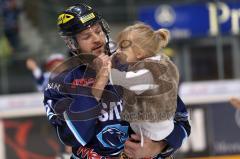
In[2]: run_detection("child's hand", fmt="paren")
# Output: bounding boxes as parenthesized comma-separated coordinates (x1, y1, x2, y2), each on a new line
(111, 52, 128, 71)
(115, 51, 128, 64)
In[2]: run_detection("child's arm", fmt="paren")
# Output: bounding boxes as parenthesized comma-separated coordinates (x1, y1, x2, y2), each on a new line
(110, 68, 158, 94)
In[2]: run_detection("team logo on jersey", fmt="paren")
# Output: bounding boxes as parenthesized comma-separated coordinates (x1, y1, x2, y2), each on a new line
(71, 78, 95, 88)
(97, 124, 128, 149)
(58, 13, 74, 25)
(76, 147, 109, 159)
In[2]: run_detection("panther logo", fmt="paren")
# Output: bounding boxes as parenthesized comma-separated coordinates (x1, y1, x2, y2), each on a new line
(102, 128, 126, 147)
(97, 124, 128, 148)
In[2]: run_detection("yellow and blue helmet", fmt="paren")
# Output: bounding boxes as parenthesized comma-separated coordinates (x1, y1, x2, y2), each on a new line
(58, 4, 106, 36)
(57, 3, 110, 53)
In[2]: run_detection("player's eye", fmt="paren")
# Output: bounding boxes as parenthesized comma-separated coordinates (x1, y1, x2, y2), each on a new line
(81, 34, 91, 40)
(95, 29, 102, 35)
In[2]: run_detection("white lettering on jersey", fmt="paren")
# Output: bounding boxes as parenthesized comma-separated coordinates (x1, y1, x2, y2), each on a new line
(99, 103, 108, 121)
(45, 83, 61, 91)
(98, 101, 123, 122)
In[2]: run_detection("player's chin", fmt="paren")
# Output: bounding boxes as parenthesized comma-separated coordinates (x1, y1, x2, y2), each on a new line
(92, 47, 105, 56)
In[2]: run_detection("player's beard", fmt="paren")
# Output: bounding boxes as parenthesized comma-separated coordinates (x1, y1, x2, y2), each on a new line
(92, 45, 105, 56)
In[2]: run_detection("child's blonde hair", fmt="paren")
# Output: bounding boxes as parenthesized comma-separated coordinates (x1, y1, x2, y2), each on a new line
(117, 22, 170, 57)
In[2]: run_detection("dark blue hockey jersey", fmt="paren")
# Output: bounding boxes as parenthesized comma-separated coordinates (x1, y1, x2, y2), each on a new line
(43, 63, 191, 158)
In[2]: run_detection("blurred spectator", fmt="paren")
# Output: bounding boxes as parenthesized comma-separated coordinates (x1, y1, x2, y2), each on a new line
(26, 53, 65, 92)
(0, 0, 21, 52)
(0, 35, 12, 57)
(230, 97, 240, 109)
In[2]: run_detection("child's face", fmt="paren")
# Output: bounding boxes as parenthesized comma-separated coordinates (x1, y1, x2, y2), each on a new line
(117, 39, 143, 63)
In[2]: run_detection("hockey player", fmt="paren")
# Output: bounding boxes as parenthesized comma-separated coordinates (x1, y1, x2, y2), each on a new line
(43, 3, 190, 159)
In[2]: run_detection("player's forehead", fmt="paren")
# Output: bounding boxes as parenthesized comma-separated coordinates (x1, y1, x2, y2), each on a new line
(78, 23, 102, 35)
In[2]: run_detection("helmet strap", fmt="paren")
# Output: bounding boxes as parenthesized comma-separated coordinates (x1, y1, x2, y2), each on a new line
(100, 20, 111, 56)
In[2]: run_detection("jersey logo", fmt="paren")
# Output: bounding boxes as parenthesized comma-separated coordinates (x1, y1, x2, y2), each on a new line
(71, 78, 95, 88)
(97, 124, 128, 149)
(80, 13, 95, 23)
(58, 13, 74, 25)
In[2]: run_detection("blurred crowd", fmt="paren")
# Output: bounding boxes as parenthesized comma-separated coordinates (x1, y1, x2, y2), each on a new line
(0, 0, 21, 53)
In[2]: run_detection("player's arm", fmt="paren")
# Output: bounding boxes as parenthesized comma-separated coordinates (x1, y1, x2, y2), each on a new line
(157, 95, 191, 158)
(92, 54, 111, 100)
(43, 85, 100, 147)
(124, 96, 190, 158)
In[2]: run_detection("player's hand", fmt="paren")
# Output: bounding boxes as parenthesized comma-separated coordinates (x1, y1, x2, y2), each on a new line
(94, 53, 111, 77)
(92, 54, 111, 100)
(124, 134, 166, 159)
(26, 58, 38, 71)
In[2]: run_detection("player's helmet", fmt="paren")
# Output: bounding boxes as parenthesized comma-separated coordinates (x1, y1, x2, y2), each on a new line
(57, 3, 110, 54)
